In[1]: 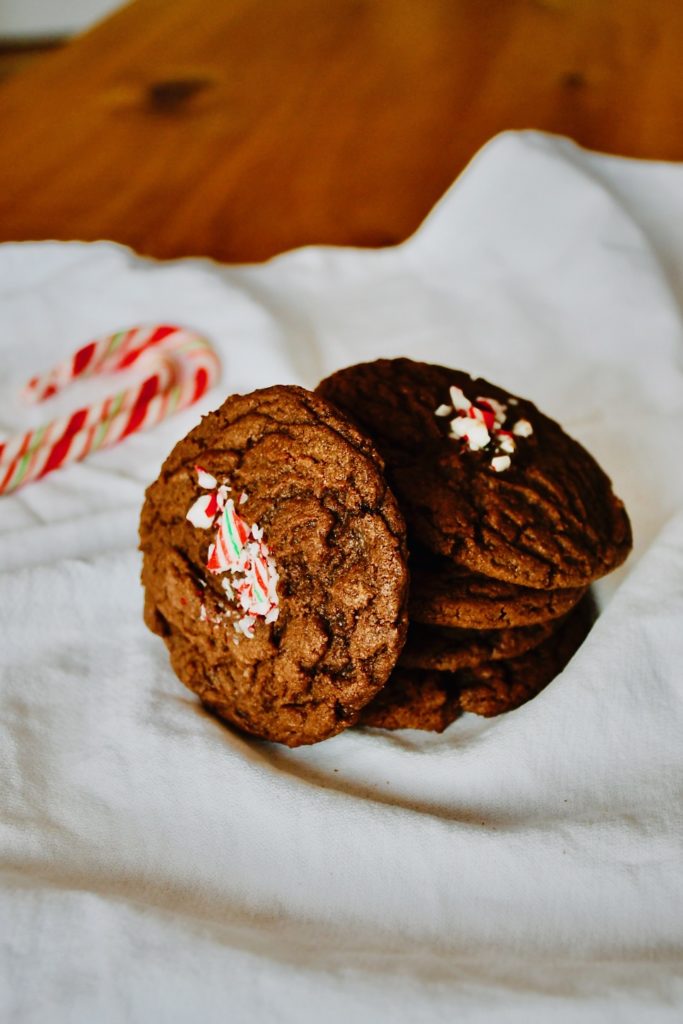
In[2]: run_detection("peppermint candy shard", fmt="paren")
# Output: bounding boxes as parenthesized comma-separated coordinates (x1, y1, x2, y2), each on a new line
(469, 405, 492, 428)
(497, 433, 516, 454)
(512, 419, 533, 437)
(451, 416, 489, 450)
(449, 386, 472, 412)
(434, 403, 452, 417)
(491, 455, 511, 472)
(477, 396, 506, 427)
(195, 466, 218, 490)
(186, 492, 218, 529)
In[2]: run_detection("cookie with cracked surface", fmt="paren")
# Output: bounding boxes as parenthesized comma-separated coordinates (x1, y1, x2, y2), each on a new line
(398, 617, 558, 673)
(140, 385, 409, 747)
(409, 547, 586, 629)
(317, 359, 632, 589)
(358, 594, 595, 731)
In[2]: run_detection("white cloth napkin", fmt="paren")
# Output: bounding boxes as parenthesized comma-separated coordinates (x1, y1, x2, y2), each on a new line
(1, 131, 682, 1023)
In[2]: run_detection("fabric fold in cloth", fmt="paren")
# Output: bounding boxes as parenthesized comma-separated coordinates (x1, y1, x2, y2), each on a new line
(1, 131, 682, 1022)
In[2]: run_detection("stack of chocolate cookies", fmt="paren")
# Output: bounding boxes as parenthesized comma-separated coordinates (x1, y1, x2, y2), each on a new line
(140, 360, 631, 746)
(316, 359, 631, 733)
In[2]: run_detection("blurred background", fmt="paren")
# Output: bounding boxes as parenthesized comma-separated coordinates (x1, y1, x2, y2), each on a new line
(0, 0, 120, 79)
(0, 0, 120, 39)
(0, 0, 681, 263)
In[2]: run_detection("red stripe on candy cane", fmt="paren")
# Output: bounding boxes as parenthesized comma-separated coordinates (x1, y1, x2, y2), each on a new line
(193, 366, 209, 402)
(72, 341, 97, 377)
(62, 407, 89, 440)
(118, 325, 176, 368)
(120, 375, 162, 439)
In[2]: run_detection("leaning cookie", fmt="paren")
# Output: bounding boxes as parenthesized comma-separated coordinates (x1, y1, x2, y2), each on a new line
(409, 547, 586, 629)
(317, 360, 632, 589)
(140, 385, 409, 747)
(358, 594, 596, 732)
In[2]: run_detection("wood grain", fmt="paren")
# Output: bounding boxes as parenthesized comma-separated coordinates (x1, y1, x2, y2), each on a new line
(0, 0, 681, 262)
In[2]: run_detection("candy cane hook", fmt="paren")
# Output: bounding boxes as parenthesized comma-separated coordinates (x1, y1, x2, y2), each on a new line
(0, 324, 220, 495)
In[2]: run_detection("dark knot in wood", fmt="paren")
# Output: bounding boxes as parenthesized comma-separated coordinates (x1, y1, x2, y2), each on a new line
(147, 77, 210, 112)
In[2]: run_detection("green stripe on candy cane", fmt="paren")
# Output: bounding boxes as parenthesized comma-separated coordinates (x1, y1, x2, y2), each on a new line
(105, 329, 128, 356)
(224, 501, 249, 560)
(10, 450, 34, 489)
(165, 385, 182, 415)
(71, 387, 127, 456)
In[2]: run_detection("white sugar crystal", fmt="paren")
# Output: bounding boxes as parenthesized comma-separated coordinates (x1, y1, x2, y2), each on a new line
(498, 434, 516, 454)
(434, 404, 452, 417)
(491, 455, 511, 472)
(449, 386, 472, 412)
(512, 418, 533, 437)
(199, 604, 207, 621)
(221, 578, 234, 600)
(239, 492, 249, 505)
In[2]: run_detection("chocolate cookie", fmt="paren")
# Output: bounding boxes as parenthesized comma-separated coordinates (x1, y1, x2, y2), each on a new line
(457, 592, 596, 715)
(358, 668, 462, 733)
(140, 385, 409, 747)
(359, 594, 595, 732)
(398, 617, 558, 673)
(409, 547, 586, 629)
(317, 360, 632, 589)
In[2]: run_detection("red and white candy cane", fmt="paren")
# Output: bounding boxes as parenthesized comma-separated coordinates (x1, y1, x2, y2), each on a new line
(0, 324, 220, 495)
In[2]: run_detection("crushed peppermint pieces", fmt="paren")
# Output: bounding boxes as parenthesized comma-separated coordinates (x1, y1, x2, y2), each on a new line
(434, 386, 534, 471)
(185, 466, 280, 638)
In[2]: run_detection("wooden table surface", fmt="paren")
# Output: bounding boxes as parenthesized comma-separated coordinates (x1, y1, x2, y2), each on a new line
(0, 0, 681, 263)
